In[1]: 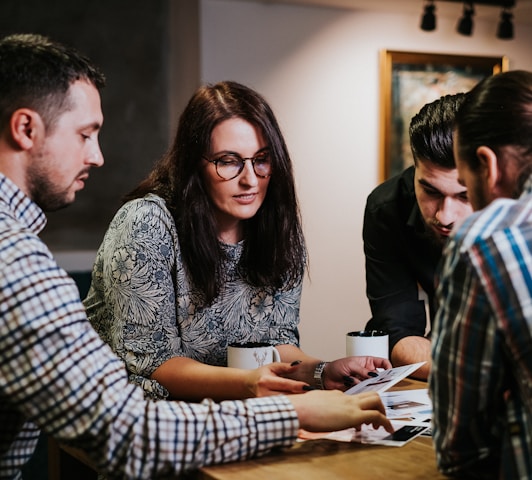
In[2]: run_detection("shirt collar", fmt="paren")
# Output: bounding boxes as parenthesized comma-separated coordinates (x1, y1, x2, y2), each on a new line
(0, 173, 47, 234)
(521, 172, 532, 198)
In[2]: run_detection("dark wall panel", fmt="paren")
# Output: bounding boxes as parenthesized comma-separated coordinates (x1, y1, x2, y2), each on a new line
(0, 0, 171, 250)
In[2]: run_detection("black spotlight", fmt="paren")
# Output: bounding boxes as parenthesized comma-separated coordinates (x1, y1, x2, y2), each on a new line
(497, 7, 514, 40)
(457, 2, 475, 36)
(421, 0, 436, 31)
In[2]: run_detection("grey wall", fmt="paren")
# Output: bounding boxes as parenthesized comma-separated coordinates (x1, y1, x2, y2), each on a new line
(0, 0, 174, 250)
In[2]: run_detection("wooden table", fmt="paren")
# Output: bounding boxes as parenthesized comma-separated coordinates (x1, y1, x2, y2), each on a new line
(194, 378, 445, 480)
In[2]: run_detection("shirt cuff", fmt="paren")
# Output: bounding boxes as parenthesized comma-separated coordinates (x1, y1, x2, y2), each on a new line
(246, 395, 299, 453)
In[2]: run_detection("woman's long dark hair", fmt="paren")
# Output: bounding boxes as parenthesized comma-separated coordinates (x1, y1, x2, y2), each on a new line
(125, 81, 306, 304)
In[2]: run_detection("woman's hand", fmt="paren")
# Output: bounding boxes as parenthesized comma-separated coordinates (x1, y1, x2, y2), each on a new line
(289, 390, 394, 433)
(244, 362, 310, 397)
(152, 356, 310, 402)
(322, 356, 392, 391)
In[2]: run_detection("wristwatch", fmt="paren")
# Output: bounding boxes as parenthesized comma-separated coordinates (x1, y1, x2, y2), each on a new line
(313, 361, 328, 390)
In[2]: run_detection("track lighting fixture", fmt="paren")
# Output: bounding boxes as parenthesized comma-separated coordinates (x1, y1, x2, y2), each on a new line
(420, 0, 437, 31)
(497, 6, 514, 39)
(419, 1, 515, 40)
(457, 2, 475, 35)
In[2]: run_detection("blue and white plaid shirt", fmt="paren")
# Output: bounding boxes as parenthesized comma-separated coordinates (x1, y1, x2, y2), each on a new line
(0, 174, 298, 479)
(430, 173, 532, 479)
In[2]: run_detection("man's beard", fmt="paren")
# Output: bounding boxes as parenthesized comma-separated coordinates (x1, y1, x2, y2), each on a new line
(33, 183, 73, 212)
(26, 157, 74, 212)
(31, 180, 72, 211)
(423, 218, 448, 249)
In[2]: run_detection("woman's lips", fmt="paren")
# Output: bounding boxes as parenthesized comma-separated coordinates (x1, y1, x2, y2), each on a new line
(233, 193, 257, 204)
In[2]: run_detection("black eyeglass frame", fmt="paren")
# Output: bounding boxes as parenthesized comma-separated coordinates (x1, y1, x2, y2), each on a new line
(204, 150, 272, 181)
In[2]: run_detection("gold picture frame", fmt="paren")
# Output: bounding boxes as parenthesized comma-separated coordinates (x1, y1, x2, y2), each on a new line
(379, 50, 508, 181)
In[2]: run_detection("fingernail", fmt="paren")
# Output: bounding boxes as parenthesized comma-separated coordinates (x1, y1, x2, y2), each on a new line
(302, 385, 317, 391)
(342, 375, 354, 384)
(290, 360, 302, 366)
(368, 371, 379, 377)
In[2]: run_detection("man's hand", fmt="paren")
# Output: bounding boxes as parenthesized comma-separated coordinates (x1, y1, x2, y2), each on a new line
(290, 390, 394, 433)
(322, 356, 392, 390)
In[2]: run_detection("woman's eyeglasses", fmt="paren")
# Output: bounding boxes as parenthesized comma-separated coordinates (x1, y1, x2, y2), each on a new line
(204, 151, 272, 180)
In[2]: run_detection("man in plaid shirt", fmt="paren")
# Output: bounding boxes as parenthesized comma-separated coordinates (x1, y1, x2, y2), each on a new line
(0, 33, 392, 479)
(430, 70, 532, 479)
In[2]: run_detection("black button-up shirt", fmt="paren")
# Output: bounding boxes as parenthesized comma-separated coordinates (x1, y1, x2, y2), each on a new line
(363, 166, 442, 352)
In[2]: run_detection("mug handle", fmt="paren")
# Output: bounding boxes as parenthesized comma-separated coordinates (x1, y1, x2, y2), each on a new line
(271, 346, 281, 362)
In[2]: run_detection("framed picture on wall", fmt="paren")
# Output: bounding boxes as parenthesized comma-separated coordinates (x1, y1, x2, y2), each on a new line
(379, 50, 508, 181)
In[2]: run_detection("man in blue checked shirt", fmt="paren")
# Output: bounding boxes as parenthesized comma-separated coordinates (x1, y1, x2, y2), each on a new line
(430, 69, 532, 479)
(0, 33, 393, 479)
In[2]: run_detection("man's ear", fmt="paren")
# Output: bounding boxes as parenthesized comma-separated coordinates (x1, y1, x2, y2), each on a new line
(476, 145, 499, 191)
(9, 109, 44, 150)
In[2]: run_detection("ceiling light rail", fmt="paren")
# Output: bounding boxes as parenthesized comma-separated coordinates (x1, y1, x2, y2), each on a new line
(419, 0, 516, 39)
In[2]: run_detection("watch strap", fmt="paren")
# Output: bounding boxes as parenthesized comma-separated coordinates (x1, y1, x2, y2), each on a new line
(313, 361, 328, 390)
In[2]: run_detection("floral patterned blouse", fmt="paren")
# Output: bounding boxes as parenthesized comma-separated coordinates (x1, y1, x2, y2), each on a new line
(84, 194, 302, 399)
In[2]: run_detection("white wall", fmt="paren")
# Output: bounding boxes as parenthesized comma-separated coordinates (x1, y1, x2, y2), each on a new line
(201, 0, 532, 360)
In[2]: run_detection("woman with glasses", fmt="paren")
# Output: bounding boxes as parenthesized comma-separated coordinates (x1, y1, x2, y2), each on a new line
(84, 81, 390, 401)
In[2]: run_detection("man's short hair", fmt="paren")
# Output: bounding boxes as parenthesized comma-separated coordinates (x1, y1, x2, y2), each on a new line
(409, 93, 466, 169)
(0, 33, 105, 133)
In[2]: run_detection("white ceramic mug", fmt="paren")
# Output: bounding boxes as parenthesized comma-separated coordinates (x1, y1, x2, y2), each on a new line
(346, 330, 389, 359)
(227, 342, 281, 369)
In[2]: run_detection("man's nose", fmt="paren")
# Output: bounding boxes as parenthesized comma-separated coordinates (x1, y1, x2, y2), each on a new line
(87, 144, 104, 167)
(435, 197, 458, 227)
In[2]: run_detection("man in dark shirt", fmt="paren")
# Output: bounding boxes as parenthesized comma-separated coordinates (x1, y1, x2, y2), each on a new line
(363, 93, 471, 380)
